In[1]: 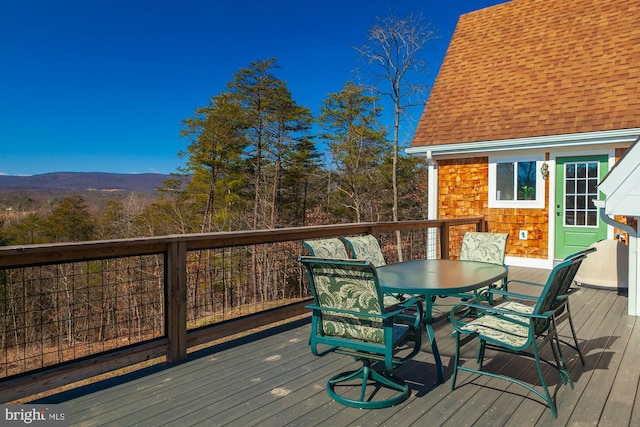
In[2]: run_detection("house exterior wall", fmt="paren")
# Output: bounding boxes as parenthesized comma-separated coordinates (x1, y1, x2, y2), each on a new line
(439, 157, 549, 260)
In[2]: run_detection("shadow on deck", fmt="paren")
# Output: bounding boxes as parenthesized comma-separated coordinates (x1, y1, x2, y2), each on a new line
(31, 267, 640, 427)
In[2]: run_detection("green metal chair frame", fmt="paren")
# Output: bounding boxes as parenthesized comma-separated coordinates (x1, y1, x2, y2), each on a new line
(342, 234, 387, 267)
(486, 247, 596, 365)
(299, 256, 423, 409)
(303, 238, 350, 259)
(449, 253, 589, 418)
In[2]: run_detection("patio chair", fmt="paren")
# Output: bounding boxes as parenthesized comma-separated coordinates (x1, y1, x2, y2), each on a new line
(303, 238, 349, 259)
(449, 252, 589, 418)
(487, 247, 597, 365)
(343, 234, 415, 304)
(342, 234, 387, 267)
(298, 256, 423, 409)
(456, 231, 509, 303)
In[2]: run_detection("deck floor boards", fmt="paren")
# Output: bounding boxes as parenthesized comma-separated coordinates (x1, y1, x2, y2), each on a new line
(32, 266, 639, 426)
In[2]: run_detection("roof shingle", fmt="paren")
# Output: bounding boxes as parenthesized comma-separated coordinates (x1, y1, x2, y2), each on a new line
(412, 0, 640, 147)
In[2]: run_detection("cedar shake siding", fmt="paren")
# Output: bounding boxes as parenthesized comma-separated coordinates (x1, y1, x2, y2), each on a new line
(440, 157, 549, 260)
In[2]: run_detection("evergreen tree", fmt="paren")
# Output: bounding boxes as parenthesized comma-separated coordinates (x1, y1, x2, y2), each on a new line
(43, 195, 94, 242)
(180, 92, 248, 232)
(319, 82, 391, 222)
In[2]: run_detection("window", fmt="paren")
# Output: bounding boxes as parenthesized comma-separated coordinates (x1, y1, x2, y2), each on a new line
(564, 161, 599, 226)
(489, 155, 545, 208)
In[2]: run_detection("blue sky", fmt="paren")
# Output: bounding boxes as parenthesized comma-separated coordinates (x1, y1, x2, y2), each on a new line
(0, 0, 507, 176)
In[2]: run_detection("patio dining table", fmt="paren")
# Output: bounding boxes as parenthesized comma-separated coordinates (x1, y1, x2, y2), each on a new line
(377, 259, 508, 384)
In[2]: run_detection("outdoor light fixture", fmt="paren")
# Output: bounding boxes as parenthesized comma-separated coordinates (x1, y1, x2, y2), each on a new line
(540, 162, 549, 180)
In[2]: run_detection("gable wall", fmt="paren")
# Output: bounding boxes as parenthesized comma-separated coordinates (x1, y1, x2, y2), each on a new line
(440, 157, 549, 260)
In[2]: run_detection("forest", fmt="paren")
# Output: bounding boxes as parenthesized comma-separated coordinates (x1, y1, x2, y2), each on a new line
(0, 14, 435, 247)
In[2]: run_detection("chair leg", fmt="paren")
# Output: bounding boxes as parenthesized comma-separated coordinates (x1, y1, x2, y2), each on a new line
(451, 332, 461, 391)
(565, 303, 586, 365)
(477, 340, 487, 368)
(549, 330, 574, 388)
(532, 342, 558, 418)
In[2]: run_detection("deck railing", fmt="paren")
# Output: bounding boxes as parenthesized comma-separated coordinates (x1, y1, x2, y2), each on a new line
(0, 217, 485, 402)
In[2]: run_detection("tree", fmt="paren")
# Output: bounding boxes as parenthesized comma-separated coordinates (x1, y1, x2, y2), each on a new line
(227, 58, 287, 230)
(43, 195, 95, 242)
(180, 92, 249, 232)
(319, 82, 391, 222)
(278, 136, 323, 226)
(149, 174, 199, 235)
(356, 12, 436, 259)
(263, 89, 315, 227)
(1, 213, 44, 245)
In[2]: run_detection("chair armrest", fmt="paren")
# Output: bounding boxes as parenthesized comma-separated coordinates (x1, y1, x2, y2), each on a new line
(485, 288, 539, 301)
(387, 296, 424, 328)
(505, 278, 545, 287)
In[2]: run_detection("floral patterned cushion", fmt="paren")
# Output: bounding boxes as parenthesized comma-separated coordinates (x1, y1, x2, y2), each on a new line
(460, 232, 508, 264)
(343, 235, 386, 267)
(303, 238, 349, 259)
(460, 232, 508, 289)
(311, 263, 388, 343)
(496, 300, 534, 315)
(459, 311, 530, 348)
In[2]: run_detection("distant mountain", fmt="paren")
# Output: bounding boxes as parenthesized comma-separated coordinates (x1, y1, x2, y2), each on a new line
(0, 172, 172, 192)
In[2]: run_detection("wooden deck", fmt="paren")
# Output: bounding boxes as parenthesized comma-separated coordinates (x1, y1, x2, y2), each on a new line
(32, 267, 640, 427)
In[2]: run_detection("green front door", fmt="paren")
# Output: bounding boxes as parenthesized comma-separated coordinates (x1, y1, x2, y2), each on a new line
(554, 156, 608, 259)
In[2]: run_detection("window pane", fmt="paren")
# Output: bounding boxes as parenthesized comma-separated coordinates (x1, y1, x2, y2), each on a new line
(566, 164, 575, 178)
(587, 211, 597, 226)
(566, 196, 575, 209)
(496, 163, 514, 200)
(588, 178, 598, 193)
(566, 180, 575, 194)
(577, 163, 586, 178)
(566, 211, 575, 225)
(577, 196, 586, 209)
(588, 162, 598, 178)
(576, 211, 586, 225)
(517, 161, 536, 200)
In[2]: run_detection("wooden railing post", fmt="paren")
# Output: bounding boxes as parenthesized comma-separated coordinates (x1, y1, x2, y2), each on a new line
(441, 225, 450, 259)
(166, 241, 187, 362)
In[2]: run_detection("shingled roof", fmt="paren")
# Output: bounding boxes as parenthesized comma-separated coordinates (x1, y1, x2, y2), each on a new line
(412, 0, 640, 148)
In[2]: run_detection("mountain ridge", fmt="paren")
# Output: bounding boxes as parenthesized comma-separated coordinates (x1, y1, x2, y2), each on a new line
(0, 172, 172, 192)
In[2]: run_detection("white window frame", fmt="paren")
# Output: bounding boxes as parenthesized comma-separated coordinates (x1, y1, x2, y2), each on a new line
(488, 154, 546, 209)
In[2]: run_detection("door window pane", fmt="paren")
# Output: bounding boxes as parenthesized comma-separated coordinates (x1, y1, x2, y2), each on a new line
(566, 164, 575, 178)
